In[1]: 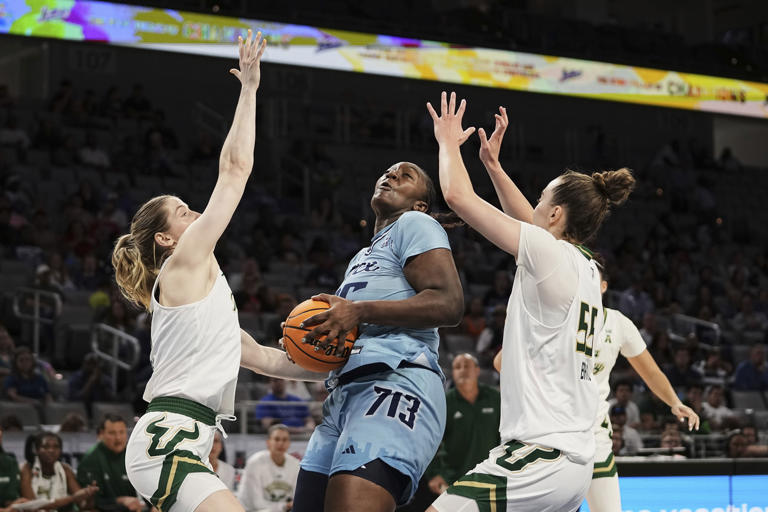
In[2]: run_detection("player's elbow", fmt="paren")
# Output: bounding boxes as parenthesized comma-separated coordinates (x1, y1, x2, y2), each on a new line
(219, 155, 253, 177)
(442, 292, 464, 327)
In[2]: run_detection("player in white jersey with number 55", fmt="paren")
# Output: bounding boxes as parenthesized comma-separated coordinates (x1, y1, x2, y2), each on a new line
(426, 93, 635, 511)
(585, 256, 699, 512)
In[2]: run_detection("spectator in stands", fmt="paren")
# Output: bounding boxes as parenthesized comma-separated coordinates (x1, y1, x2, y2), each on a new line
(238, 424, 299, 512)
(0, 115, 30, 159)
(0, 84, 14, 110)
(0, 425, 26, 510)
(701, 385, 735, 430)
(59, 412, 88, 433)
(255, 378, 315, 433)
(2, 346, 51, 406)
(98, 86, 122, 120)
(731, 293, 768, 342)
(718, 147, 742, 173)
(618, 274, 654, 325)
(76, 414, 142, 512)
(649, 330, 674, 367)
(656, 431, 686, 459)
(0, 417, 21, 433)
(732, 344, 768, 391)
(68, 353, 114, 417)
(459, 296, 486, 339)
(122, 84, 152, 120)
(475, 304, 505, 368)
(425, 354, 500, 497)
(304, 249, 338, 290)
(48, 80, 75, 115)
(0, 326, 14, 381)
(694, 347, 731, 387)
(482, 270, 511, 310)
(638, 312, 657, 346)
(209, 431, 235, 491)
(608, 380, 641, 428)
(264, 294, 298, 347)
(609, 406, 643, 455)
(78, 132, 111, 169)
(611, 426, 624, 457)
(20, 431, 98, 510)
(663, 346, 702, 389)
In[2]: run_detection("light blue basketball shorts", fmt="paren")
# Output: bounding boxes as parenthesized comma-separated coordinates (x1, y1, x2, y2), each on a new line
(300, 365, 447, 504)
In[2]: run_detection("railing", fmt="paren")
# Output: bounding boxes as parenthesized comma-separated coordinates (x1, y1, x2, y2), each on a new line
(12, 287, 63, 355)
(90, 323, 141, 396)
(669, 313, 721, 345)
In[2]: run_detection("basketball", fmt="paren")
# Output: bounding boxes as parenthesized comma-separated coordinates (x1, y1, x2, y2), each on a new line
(282, 299, 359, 372)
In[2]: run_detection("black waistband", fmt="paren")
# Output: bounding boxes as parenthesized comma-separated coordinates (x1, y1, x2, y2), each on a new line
(337, 361, 440, 386)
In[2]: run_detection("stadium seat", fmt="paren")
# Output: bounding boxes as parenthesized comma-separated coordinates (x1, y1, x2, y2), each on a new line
(91, 402, 136, 425)
(44, 401, 88, 425)
(753, 411, 768, 430)
(0, 401, 41, 427)
(443, 334, 476, 354)
(730, 391, 766, 411)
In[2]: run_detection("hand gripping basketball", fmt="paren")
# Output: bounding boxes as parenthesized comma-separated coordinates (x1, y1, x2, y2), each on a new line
(282, 298, 359, 372)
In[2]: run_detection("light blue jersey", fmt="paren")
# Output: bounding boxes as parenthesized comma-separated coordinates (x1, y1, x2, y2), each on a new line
(301, 211, 452, 504)
(331, 210, 450, 379)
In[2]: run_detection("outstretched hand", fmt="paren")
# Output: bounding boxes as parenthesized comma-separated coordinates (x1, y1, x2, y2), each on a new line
(230, 29, 267, 90)
(671, 403, 700, 431)
(478, 106, 508, 169)
(426, 91, 476, 147)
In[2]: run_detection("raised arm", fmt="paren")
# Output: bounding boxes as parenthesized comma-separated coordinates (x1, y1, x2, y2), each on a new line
(170, 30, 266, 269)
(427, 91, 523, 257)
(240, 329, 327, 382)
(478, 107, 534, 223)
(628, 350, 700, 431)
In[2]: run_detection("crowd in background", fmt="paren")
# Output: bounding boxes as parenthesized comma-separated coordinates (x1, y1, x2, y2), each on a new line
(0, 45, 767, 504)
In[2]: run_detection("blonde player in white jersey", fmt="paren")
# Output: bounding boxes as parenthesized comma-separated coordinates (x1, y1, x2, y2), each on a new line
(426, 93, 635, 512)
(585, 257, 699, 512)
(111, 31, 325, 512)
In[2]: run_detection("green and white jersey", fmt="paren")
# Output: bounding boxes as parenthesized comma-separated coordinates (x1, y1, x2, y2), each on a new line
(592, 308, 647, 430)
(499, 223, 602, 465)
(145, 258, 241, 415)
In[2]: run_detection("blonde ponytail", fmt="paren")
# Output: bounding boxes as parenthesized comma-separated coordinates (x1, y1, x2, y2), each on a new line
(111, 195, 173, 311)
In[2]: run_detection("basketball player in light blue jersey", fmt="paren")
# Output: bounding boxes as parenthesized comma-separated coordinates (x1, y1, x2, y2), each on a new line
(292, 162, 465, 512)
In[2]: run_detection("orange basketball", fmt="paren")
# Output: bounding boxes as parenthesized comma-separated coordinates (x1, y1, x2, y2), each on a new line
(282, 299, 358, 372)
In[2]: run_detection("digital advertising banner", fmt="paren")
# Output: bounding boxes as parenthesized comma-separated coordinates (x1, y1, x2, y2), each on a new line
(581, 475, 768, 512)
(1, 1, 768, 118)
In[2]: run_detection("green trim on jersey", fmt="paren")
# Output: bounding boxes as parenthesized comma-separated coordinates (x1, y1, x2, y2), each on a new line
(150, 449, 213, 512)
(592, 451, 618, 479)
(147, 396, 216, 426)
(574, 244, 594, 261)
(495, 440, 562, 473)
(446, 472, 507, 512)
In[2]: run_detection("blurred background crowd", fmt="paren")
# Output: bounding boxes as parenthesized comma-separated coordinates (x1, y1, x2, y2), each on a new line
(1, 0, 767, 509)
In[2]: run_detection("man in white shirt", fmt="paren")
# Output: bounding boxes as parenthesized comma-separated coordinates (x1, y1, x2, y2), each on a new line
(608, 380, 641, 428)
(238, 424, 300, 512)
(701, 384, 735, 430)
(609, 406, 643, 455)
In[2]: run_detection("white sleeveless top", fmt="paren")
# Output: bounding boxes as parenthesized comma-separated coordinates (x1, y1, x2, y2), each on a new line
(144, 259, 241, 414)
(30, 457, 68, 501)
(499, 224, 602, 464)
(592, 307, 647, 429)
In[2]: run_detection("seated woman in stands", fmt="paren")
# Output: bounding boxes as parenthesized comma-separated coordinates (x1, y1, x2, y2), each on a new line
(20, 432, 99, 511)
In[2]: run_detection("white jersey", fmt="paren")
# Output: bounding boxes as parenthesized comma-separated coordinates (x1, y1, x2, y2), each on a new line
(499, 223, 602, 464)
(238, 450, 300, 512)
(144, 259, 241, 414)
(592, 308, 647, 429)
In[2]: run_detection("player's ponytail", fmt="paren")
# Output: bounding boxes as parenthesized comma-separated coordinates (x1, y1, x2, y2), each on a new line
(112, 195, 173, 311)
(552, 168, 635, 243)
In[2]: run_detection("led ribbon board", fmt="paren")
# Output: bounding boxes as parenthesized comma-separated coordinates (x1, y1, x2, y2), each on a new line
(2, 0, 768, 118)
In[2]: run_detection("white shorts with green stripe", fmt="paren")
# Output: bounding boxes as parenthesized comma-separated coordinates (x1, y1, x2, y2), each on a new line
(585, 421, 621, 512)
(430, 440, 592, 512)
(125, 398, 228, 512)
